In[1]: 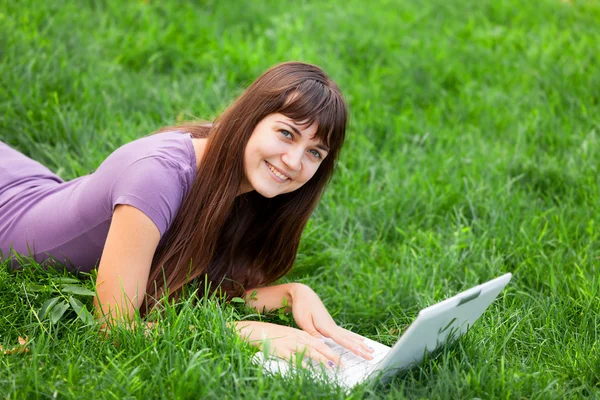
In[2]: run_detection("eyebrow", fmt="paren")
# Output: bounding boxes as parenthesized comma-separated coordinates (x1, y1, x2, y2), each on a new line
(277, 120, 330, 152)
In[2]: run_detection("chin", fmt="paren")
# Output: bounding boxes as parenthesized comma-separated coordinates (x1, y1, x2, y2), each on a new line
(252, 184, 278, 198)
(257, 191, 277, 199)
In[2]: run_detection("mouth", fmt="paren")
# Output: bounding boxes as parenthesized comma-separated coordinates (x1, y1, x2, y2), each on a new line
(265, 161, 290, 182)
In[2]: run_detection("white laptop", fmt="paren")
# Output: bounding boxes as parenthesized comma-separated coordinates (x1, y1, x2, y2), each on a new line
(253, 273, 512, 389)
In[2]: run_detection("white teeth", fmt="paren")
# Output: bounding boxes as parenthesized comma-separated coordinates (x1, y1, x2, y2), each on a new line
(267, 163, 288, 180)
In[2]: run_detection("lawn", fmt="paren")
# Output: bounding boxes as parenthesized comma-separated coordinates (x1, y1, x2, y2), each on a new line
(1, 0, 599, 398)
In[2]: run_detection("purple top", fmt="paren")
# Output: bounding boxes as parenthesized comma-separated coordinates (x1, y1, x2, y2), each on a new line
(0, 131, 197, 272)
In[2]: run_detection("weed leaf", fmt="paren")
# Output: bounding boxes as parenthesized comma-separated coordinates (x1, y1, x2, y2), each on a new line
(60, 284, 95, 296)
(68, 296, 94, 325)
(39, 296, 60, 319)
(49, 300, 70, 324)
(55, 277, 80, 284)
(26, 284, 48, 293)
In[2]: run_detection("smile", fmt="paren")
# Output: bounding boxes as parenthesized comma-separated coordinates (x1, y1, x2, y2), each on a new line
(265, 161, 289, 182)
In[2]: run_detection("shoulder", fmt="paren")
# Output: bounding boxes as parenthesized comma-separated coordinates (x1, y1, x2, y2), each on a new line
(107, 131, 196, 172)
(108, 156, 191, 237)
(94, 132, 196, 196)
(91, 132, 197, 238)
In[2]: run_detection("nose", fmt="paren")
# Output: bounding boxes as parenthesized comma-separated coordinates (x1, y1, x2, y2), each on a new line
(281, 148, 303, 172)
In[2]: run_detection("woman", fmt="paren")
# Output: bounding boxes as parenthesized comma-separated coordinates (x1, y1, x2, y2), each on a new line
(0, 61, 374, 366)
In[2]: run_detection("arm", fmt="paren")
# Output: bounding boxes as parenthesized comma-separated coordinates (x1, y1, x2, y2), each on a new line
(93, 212, 341, 366)
(93, 204, 161, 325)
(245, 283, 375, 360)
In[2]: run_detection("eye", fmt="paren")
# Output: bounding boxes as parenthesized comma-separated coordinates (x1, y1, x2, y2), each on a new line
(309, 149, 322, 159)
(280, 129, 293, 139)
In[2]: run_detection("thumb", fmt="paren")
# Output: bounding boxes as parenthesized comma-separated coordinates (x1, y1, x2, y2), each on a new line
(313, 321, 337, 340)
(297, 316, 324, 340)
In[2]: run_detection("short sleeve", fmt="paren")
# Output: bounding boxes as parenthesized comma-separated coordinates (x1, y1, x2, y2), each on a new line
(109, 156, 187, 237)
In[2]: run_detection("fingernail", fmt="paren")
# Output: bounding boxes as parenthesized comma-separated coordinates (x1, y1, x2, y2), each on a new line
(327, 360, 335, 368)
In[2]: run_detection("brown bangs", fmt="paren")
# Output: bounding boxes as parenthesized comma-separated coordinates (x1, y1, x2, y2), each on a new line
(278, 79, 347, 157)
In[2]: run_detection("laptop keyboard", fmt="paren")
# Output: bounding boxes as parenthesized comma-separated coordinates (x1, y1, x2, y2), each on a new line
(254, 336, 391, 388)
(330, 342, 385, 367)
(320, 338, 390, 385)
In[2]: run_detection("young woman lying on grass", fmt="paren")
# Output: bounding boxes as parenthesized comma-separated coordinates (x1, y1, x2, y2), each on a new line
(0, 61, 374, 367)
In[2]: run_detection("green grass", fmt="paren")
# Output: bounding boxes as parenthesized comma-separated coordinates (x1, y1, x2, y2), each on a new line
(1, 0, 600, 398)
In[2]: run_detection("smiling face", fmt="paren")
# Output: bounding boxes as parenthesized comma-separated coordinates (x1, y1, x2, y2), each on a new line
(241, 113, 330, 198)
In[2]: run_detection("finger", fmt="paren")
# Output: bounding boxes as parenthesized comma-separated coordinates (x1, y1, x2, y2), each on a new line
(271, 348, 311, 369)
(314, 322, 362, 343)
(294, 312, 316, 331)
(308, 337, 345, 367)
(310, 324, 334, 340)
(306, 330, 325, 341)
(331, 327, 369, 346)
(345, 336, 375, 359)
(344, 331, 375, 355)
(297, 318, 325, 340)
(340, 327, 368, 342)
(272, 337, 336, 370)
(297, 346, 334, 368)
(350, 340, 375, 359)
(296, 334, 343, 367)
(329, 330, 375, 360)
(305, 346, 341, 369)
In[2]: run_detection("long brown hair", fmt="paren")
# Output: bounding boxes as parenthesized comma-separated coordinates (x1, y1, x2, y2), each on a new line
(143, 61, 347, 312)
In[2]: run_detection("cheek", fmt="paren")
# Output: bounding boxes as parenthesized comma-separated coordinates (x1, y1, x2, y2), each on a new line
(249, 136, 283, 158)
(244, 140, 265, 165)
(300, 163, 321, 183)
(284, 166, 319, 194)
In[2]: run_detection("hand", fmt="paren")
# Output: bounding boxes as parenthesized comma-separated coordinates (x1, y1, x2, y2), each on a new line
(289, 284, 375, 360)
(233, 320, 342, 367)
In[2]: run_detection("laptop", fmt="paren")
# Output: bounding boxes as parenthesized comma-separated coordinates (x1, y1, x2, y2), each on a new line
(253, 273, 512, 389)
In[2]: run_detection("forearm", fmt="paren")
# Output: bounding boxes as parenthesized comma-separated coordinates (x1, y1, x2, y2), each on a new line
(244, 283, 304, 313)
